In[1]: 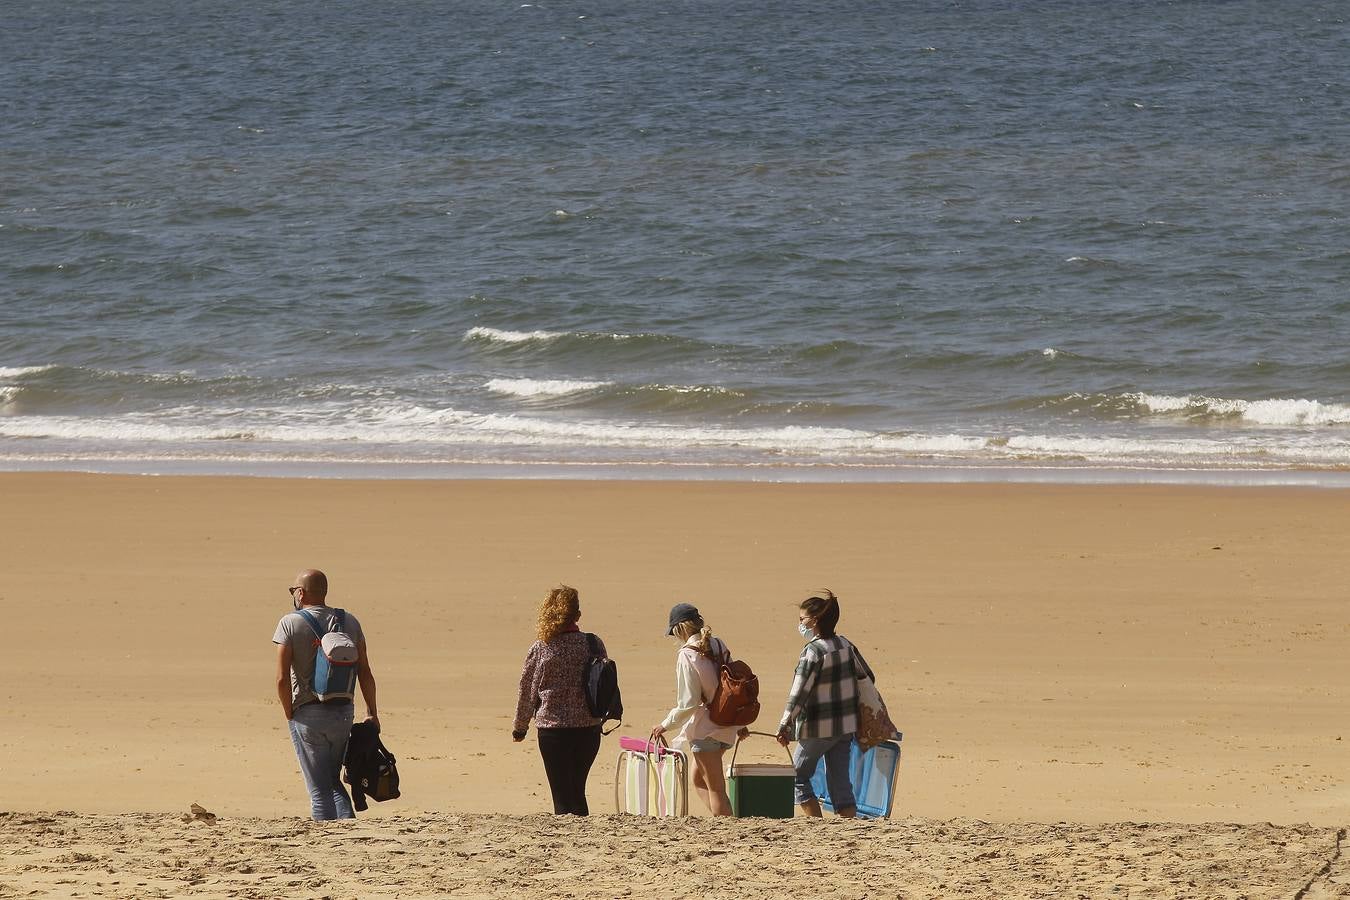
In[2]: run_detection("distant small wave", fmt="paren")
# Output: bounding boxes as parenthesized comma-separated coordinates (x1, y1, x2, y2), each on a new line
(486, 378, 610, 398)
(1024, 347, 1089, 364)
(463, 327, 717, 368)
(1063, 256, 1127, 269)
(464, 326, 670, 348)
(465, 327, 569, 344)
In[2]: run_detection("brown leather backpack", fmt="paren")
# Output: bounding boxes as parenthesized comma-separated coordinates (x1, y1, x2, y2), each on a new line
(706, 642, 761, 727)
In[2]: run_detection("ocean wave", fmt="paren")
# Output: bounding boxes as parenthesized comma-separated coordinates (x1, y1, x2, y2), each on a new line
(0, 416, 264, 444)
(464, 327, 570, 344)
(0, 365, 56, 378)
(465, 326, 668, 346)
(8, 404, 1350, 469)
(485, 378, 610, 398)
(463, 327, 714, 362)
(593, 383, 755, 415)
(483, 379, 869, 419)
(0, 405, 881, 455)
(1063, 255, 1128, 269)
(1127, 393, 1350, 426)
(1032, 392, 1350, 427)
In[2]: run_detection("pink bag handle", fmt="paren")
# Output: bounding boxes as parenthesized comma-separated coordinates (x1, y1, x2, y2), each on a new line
(619, 734, 676, 755)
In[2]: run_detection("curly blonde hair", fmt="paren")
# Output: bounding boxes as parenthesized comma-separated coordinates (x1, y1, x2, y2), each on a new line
(537, 584, 581, 642)
(671, 618, 715, 657)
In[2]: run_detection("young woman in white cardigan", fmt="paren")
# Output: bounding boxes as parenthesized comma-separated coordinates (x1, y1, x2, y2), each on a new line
(649, 602, 746, 816)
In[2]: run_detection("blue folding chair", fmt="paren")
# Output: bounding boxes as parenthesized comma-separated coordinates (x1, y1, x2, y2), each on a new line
(806, 734, 902, 819)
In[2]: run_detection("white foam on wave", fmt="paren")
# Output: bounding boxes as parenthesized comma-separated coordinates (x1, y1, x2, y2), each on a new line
(464, 326, 568, 344)
(0, 365, 55, 378)
(1131, 392, 1195, 413)
(0, 387, 18, 403)
(352, 404, 880, 452)
(1242, 399, 1350, 426)
(0, 417, 259, 443)
(0, 405, 887, 455)
(1129, 392, 1350, 426)
(6, 401, 1350, 468)
(486, 378, 610, 398)
(1041, 348, 1059, 359)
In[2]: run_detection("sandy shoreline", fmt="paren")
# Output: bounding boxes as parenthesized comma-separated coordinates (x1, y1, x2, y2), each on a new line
(2, 473, 1348, 826)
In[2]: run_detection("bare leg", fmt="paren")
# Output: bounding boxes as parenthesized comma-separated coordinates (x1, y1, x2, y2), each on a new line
(797, 797, 823, 817)
(692, 749, 733, 816)
(835, 805, 857, 819)
(691, 758, 714, 812)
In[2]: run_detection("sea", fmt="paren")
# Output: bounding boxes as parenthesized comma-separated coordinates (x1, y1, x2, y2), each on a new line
(3, 0, 1349, 483)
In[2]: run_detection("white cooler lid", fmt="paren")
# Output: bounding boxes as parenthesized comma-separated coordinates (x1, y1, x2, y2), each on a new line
(727, 763, 795, 777)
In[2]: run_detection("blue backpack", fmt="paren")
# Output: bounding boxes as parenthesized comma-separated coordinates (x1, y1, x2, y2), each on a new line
(297, 608, 360, 701)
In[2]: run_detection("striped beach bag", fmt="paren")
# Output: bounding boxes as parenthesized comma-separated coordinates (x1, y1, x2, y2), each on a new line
(613, 736, 688, 816)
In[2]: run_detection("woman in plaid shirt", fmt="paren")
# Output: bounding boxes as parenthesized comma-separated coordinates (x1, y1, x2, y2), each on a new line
(775, 590, 875, 818)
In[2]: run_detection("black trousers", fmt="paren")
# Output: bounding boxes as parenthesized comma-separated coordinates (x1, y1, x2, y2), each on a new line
(536, 725, 602, 815)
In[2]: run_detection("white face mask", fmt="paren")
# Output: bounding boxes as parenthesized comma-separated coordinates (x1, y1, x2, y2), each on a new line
(798, 622, 815, 639)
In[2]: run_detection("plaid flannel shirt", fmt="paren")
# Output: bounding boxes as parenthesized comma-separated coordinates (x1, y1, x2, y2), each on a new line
(778, 634, 874, 740)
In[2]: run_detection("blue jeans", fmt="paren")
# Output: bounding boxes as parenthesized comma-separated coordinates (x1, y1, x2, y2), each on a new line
(288, 700, 355, 821)
(792, 734, 856, 810)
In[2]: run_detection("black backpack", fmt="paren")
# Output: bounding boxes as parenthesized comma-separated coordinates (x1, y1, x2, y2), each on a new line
(583, 632, 623, 735)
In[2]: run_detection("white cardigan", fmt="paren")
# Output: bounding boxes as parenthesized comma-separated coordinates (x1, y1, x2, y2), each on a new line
(659, 636, 742, 748)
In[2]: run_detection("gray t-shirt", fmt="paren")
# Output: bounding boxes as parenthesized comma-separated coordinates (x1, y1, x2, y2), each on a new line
(272, 606, 366, 707)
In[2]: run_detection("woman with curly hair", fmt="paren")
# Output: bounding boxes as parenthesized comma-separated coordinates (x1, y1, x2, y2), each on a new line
(511, 584, 608, 815)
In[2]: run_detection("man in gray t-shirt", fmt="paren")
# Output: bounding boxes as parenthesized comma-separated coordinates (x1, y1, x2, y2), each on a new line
(273, 568, 379, 821)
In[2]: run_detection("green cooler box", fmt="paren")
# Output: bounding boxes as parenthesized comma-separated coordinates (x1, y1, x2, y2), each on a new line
(726, 762, 795, 818)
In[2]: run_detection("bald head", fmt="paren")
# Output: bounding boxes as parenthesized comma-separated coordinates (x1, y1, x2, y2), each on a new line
(294, 569, 328, 602)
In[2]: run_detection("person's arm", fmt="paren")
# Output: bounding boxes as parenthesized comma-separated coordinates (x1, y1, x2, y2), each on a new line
(357, 638, 379, 729)
(512, 645, 541, 741)
(652, 650, 700, 738)
(776, 649, 820, 745)
(276, 642, 295, 721)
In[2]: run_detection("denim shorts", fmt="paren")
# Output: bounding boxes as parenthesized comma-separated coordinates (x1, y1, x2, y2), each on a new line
(689, 737, 732, 754)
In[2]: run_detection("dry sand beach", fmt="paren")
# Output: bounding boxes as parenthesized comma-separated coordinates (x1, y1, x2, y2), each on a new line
(3, 473, 1350, 897)
(1, 811, 1345, 899)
